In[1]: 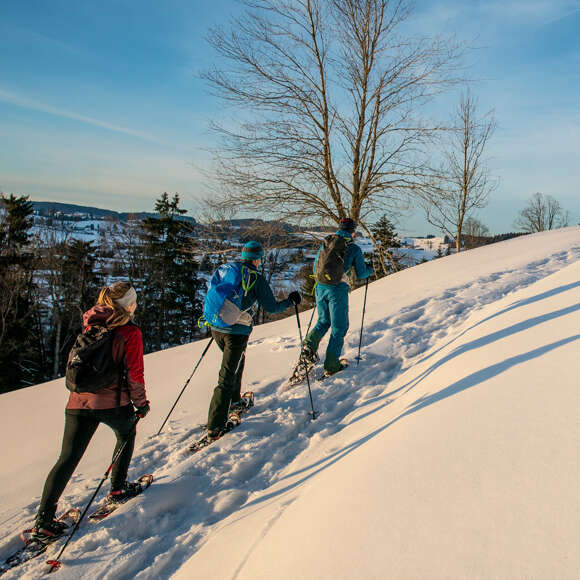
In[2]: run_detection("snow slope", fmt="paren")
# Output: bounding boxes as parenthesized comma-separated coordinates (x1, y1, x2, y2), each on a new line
(1, 227, 580, 579)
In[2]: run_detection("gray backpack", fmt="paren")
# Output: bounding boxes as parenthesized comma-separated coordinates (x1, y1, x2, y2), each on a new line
(315, 234, 350, 285)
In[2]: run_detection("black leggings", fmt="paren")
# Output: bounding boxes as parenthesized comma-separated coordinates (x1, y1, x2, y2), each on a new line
(38, 406, 136, 516)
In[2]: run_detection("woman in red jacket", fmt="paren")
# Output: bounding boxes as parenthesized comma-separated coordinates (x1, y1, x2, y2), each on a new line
(32, 282, 149, 542)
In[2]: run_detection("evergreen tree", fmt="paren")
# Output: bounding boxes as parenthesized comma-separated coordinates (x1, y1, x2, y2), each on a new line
(0, 194, 42, 392)
(371, 215, 400, 248)
(370, 215, 402, 277)
(0, 194, 34, 251)
(139, 193, 203, 352)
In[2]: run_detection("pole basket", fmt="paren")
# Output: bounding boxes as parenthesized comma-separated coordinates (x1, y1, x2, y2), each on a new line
(45, 559, 62, 573)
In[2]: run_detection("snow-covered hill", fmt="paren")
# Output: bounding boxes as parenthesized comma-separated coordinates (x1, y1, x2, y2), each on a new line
(2, 227, 580, 579)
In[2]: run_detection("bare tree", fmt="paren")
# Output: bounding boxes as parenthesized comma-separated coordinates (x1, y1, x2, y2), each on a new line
(204, 0, 462, 236)
(462, 216, 489, 249)
(420, 89, 496, 252)
(245, 220, 298, 324)
(34, 224, 102, 379)
(111, 215, 147, 283)
(514, 192, 569, 233)
(194, 200, 240, 271)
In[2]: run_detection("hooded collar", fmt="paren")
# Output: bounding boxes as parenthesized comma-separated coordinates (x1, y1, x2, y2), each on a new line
(83, 305, 114, 327)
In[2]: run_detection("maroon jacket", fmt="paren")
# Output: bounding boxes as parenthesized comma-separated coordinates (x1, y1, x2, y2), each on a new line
(66, 305, 147, 411)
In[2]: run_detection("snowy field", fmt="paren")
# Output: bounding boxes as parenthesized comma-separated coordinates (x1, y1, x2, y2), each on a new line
(1, 227, 580, 579)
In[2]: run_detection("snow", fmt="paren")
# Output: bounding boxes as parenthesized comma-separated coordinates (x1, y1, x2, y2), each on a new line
(401, 235, 448, 251)
(31, 219, 122, 245)
(2, 227, 580, 579)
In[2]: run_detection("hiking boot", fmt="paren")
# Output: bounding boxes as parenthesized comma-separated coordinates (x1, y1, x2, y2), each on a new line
(30, 512, 68, 544)
(106, 481, 142, 505)
(323, 359, 349, 378)
(299, 346, 318, 366)
(207, 429, 223, 442)
(207, 407, 244, 442)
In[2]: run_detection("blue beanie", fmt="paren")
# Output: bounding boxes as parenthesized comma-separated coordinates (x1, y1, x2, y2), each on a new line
(241, 241, 265, 261)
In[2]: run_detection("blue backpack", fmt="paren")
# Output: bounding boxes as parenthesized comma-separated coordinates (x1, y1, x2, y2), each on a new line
(203, 262, 258, 328)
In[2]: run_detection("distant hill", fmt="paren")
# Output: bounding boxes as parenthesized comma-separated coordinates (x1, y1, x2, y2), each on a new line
(31, 201, 197, 224)
(213, 218, 301, 234)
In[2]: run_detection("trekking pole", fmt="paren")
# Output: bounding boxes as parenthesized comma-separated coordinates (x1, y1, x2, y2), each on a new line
(46, 418, 140, 573)
(156, 337, 214, 436)
(294, 304, 317, 420)
(304, 302, 316, 338)
(304, 277, 317, 337)
(356, 277, 369, 366)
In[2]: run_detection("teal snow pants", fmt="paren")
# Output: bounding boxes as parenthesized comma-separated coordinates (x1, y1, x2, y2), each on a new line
(303, 283, 349, 373)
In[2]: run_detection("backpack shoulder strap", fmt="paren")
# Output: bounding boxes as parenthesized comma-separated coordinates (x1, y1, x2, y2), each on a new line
(112, 326, 128, 408)
(240, 264, 258, 295)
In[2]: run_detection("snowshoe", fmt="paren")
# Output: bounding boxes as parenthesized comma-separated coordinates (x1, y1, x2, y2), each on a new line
(88, 474, 153, 522)
(0, 508, 80, 576)
(230, 391, 255, 412)
(187, 396, 254, 454)
(24, 508, 80, 546)
(285, 348, 319, 388)
(300, 346, 318, 367)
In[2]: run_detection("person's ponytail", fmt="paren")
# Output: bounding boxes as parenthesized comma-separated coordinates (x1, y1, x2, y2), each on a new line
(96, 282, 134, 329)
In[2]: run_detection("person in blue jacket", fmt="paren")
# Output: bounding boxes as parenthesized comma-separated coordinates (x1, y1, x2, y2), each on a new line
(302, 218, 372, 375)
(206, 241, 301, 440)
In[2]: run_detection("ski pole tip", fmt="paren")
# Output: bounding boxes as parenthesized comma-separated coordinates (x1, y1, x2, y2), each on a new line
(45, 559, 62, 573)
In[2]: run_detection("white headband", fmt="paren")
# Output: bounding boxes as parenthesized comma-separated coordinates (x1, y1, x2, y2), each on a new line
(113, 286, 137, 309)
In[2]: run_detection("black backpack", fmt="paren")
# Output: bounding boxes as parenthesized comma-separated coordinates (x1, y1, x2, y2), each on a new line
(315, 234, 350, 285)
(65, 325, 122, 393)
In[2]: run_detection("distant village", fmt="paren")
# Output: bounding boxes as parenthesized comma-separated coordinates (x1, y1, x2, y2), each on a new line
(31, 200, 453, 255)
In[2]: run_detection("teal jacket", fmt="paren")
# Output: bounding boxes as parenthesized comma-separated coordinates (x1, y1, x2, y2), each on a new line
(314, 230, 373, 287)
(210, 261, 292, 335)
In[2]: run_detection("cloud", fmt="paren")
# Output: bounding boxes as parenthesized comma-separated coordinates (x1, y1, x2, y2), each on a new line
(543, 5, 580, 24)
(0, 88, 165, 146)
(479, 0, 580, 23)
(0, 22, 89, 58)
(412, 0, 580, 36)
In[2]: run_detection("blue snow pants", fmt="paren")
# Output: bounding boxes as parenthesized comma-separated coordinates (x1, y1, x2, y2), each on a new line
(304, 283, 349, 373)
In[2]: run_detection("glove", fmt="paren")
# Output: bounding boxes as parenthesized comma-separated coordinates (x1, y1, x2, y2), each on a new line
(135, 401, 150, 419)
(288, 291, 301, 305)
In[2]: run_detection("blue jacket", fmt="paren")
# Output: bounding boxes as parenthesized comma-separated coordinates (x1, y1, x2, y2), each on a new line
(313, 230, 373, 287)
(210, 261, 292, 335)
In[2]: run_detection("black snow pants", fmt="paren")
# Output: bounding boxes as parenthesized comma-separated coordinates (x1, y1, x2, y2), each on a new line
(207, 329, 249, 433)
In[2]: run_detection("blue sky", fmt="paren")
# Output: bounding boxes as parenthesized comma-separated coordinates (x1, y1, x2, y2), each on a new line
(1, 0, 579, 234)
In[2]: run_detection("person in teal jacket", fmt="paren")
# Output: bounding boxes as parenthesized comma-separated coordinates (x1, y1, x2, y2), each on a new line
(206, 241, 301, 439)
(302, 218, 372, 375)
